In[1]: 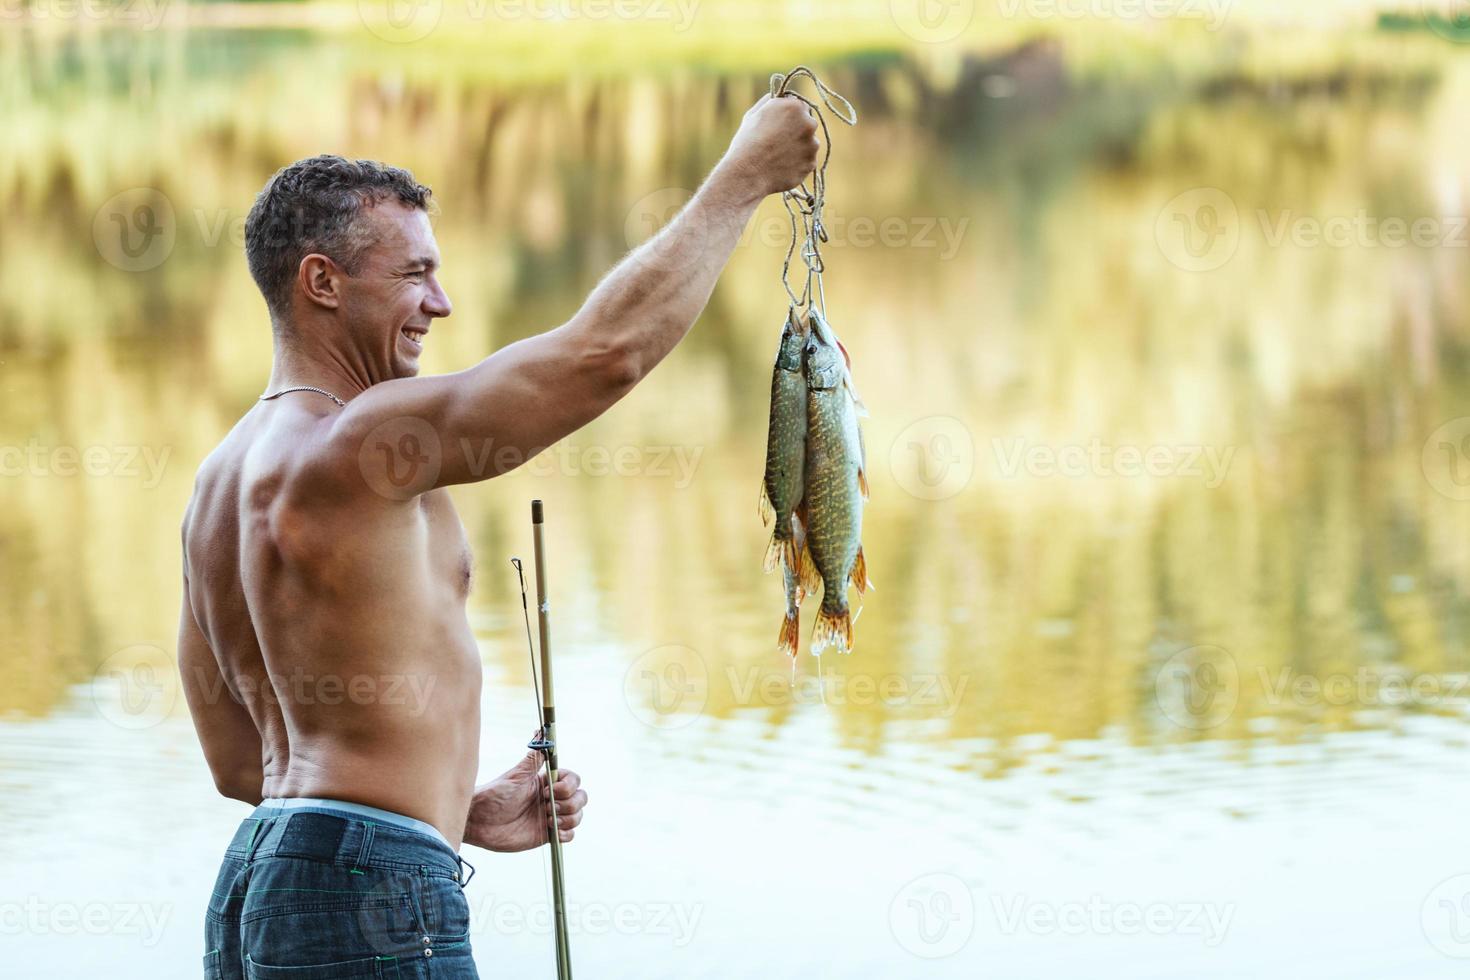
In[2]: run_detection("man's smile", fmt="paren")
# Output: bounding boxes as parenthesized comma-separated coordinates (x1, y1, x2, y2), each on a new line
(400, 325, 428, 353)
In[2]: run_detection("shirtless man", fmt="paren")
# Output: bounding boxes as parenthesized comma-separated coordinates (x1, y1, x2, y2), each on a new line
(179, 93, 819, 978)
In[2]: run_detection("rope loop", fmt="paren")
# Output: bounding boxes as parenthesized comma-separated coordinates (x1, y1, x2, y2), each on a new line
(768, 65, 856, 316)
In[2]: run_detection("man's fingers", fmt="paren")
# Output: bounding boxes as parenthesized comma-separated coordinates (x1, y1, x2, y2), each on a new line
(556, 788, 588, 815)
(557, 805, 584, 832)
(551, 769, 581, 799)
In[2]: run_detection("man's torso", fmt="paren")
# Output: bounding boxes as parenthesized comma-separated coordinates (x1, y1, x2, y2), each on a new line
(182, 398, 483, 846)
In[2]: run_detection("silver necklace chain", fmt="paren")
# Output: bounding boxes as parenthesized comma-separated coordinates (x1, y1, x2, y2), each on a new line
(259, 385, 346, 408)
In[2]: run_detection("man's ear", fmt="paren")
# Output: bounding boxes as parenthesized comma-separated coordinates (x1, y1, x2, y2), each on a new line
(298, 253, 343, 310)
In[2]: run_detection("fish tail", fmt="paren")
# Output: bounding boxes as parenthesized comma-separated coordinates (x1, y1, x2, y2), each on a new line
(811, 602, 853, 655)
(850, 546, 873, 594)
(778, 607, 800, 659)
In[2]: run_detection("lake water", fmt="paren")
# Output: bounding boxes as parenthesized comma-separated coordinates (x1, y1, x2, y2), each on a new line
(4, 14, 1470, 977)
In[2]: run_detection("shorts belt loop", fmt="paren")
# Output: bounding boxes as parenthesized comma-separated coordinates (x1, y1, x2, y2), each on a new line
(244, 817, 274, 863)
(354, 822, 376, 870)
(457, 854, 476, 889)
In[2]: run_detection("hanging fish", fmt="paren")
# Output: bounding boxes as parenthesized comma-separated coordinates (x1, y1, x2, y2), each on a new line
(803, 311, 871, 654)
(759, 308, 810, 576)
(777, 510, 810, 659)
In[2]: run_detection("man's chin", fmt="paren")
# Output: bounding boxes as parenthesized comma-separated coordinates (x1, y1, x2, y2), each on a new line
(393, 358, 422, 379)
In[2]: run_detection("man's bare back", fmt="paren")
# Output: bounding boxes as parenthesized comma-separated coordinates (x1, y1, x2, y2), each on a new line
(179, 94, 821, 851)
(181, 398, 483, 844)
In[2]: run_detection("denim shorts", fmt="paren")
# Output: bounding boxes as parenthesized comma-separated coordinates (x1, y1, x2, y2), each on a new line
(204, 801, 479, 979)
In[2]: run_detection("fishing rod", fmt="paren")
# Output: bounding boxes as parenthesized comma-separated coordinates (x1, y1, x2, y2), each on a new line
(511, 499, 573, 980)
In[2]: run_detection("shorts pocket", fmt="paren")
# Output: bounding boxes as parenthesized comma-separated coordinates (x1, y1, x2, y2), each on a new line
(203, 949, 223, 979)
(243, 953, 383, 979)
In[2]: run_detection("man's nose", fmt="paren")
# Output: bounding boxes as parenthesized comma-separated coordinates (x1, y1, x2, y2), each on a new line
(425, 276, 453, 318)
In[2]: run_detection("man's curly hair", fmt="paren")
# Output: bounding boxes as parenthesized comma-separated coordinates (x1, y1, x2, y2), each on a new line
(244, 155, 433, 321)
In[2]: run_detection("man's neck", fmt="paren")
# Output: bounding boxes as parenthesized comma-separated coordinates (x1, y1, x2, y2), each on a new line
(267, 321, 374, 402)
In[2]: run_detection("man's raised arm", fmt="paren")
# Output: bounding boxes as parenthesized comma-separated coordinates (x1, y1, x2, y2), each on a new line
(321, 94, 819, 495)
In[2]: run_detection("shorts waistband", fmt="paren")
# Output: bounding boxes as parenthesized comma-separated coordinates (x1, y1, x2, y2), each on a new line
(227, 800, 472, 886)
(254, 797, 452, 850)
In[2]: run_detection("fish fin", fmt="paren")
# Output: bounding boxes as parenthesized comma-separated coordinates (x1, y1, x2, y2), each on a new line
(811, 605, 853, 655)
(858, 465, 869, 501)
(798, 542, 822, 596)
(759, 485, 774, 527)
(850, 547, 873, 595)
(764, 530, 798, 576)
(833, 332, 853, 371)
(778, 609, 800, 659)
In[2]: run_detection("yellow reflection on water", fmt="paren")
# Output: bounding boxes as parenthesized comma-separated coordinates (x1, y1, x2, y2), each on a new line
(4, 24, 1470, 776)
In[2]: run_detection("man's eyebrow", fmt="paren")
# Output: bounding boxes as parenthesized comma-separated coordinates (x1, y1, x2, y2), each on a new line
(406, 255, 440, 271)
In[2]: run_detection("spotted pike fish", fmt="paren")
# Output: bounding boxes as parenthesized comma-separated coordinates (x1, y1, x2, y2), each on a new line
(777, 511, 808, 659)
(759, 309, 809, 576)
(803, 309, 871, 654)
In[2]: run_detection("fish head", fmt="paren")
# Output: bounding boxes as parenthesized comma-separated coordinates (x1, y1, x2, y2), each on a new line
(804, 328, 845, 391)
(775, 310, 805, 373)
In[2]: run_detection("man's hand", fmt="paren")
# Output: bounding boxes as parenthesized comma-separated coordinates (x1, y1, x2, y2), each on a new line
(715, 94, 821, 200)
(462, 740, 588, 852)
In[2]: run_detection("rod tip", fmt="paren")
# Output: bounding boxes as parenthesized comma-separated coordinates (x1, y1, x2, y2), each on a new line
(531, 499, 544, 524)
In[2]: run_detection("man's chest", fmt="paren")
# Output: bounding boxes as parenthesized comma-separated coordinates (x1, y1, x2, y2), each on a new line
(418, 489, 475, 597)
